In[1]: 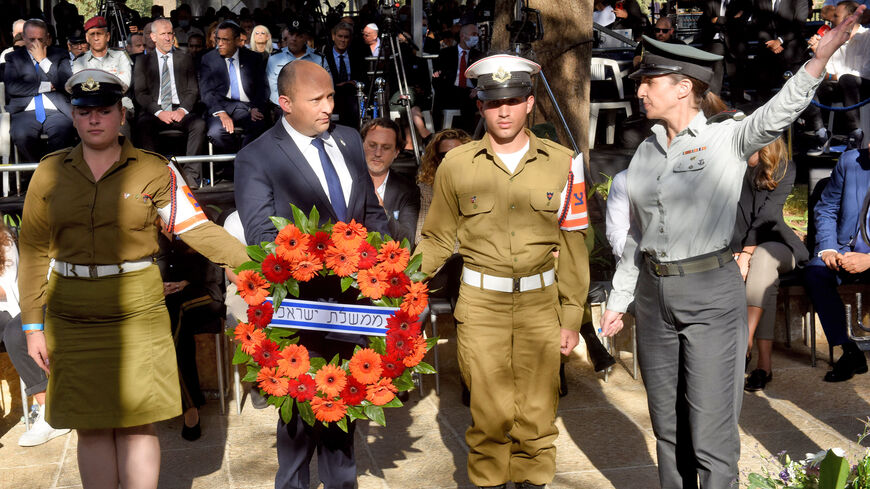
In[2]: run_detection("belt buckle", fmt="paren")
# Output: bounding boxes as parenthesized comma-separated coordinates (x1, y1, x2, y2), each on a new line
(512, 277, 520, 293)
(88, 264, 98, 279)
(653, 262, 666, 276)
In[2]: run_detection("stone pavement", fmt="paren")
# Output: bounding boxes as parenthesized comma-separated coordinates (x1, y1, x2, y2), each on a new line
(0, 317, 868, 489)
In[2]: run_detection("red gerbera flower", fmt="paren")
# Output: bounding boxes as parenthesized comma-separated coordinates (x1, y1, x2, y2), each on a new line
(252, 339, 281, 368)
(348, 348, 383, 384)
(401, 281, 429, 316)
(311, 396, 347, 423)
(384, 271, 411, 298)
(261, 253, 294, 283)
(377, 241, 410, 274)
(314, 364, 348, 398)
(325, 245, 360, 277)
(357, 266, 387, 299)
(340, 377, 367, 405)
(237, 269, 270, 306)
(234, 322, 266, 355)
(386, 310, 421, 337)
(292, 254, 323, 282)
(386, 331, 416, 358)
(366, 377, 397, 406)
(308, 231, 333, 261)
(277, 344, 310, 378)
(288, 375, 316, 401)
(402, 336, 428, 368)
(380, 351, 406, 379)
(247, 302, 274, 328)
(256, 367, 289, 397)
(357, 242, 378, 270)
(331, 220, 367, 251)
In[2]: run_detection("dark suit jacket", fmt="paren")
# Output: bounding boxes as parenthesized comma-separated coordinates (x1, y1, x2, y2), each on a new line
(235, 121, 390, 246)
(324, 46, 368, 87)
(697, 0, 752, 47)
(382, 169, 421, 245)
(3, 47, 72, 116)
(198, 47, 268, 114)
(752, 0, 808, 64)
(133, 49, 199, 115)
(434, 45, 483, 93)
(813, 148, 870, 255)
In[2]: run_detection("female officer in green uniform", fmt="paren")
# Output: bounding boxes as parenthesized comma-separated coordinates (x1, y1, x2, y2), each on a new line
(600, 7, 866, 488)
(20, 69, 248, 489)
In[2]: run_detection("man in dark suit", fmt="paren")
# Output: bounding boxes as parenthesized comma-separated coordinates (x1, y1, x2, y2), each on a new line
(4, 19, 75, 163)
(697, 0, 751, 103)
(433, 23, 483, 133)
(805, 142, 870, 382)
(324, 22, 367, 128)
(199, 20, 268, 156)
(360, 118, 420, 244)
(234, 60, 389, 489)
(752, 0, 808, 100)
(133, 18, 206, 183)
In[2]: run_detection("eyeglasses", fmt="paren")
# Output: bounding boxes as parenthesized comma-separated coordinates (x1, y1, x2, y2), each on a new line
(654, 28, 672, 33)
(254, 31, 268, 35)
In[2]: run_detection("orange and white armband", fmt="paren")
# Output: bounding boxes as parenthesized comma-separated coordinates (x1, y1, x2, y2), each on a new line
(157, 163, 209, 234)
(557, 153, 589, 231)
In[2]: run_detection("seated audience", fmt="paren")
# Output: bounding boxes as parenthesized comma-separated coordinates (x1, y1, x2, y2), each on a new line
(633, 17, 684, 67)
(266, 21, 329, 109)
(362, 23, 381, 56)
(433, 23, 483, 133)
(753, 0, 808, 101)
(612, 0, 646, 40)
(415, 128, 472, 245)
(731, 137, 807, 391)
(173, 3, 204, 50)
(697, 0, 749, 101)
(133, 18, 206, 184)
(199, 21, 268, 158)
(361, 118, 420, 244)
(804, 140, 870, 382)
(4, 18, 75, 163)
(249, 25, 273, 61)
(126, 32, 145, 55)
(325, 22, 367, 127)
(66, 28, 88, 63)
(0, 19, 26, 71)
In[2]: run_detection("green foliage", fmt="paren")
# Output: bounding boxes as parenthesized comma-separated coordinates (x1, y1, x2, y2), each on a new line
(412, 361, 436, 374)
(369, 336, 387, 355)
(247, 245, 267, 262)
(364, 404, 386, 426)
(818, 450, 849, 489)
(280, 398, 294, 424)
(392, 370, 415, 391)
(242, 365, 258, 383)
(232, 347, 251, 365)
(298, 400, 315, 426)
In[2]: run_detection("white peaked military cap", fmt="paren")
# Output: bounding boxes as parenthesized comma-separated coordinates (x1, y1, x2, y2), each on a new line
(65, 69, 128, 107)
(464, 54, 541, 101)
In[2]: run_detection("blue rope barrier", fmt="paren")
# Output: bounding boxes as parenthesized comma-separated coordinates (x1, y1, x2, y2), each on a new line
(810, 96, 870, 111)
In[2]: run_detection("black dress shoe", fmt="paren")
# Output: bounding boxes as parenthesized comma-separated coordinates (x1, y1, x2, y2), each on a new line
(559, 363, 568, 398)
(745, 352, 751, 372)
(461, 377, 471, 407)
(744, 368, 772, 392)
(516, 482, 546, 489)
(250, 387, 268, 409)
(824, 347, 868, 382)
(181, 420, 201, 441)
(580, 322, 616, 372)
(477, 485, 506, 489)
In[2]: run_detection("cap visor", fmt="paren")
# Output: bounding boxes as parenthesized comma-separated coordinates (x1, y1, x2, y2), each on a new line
(478, 86, 532, 101)
(628, 66, 681, 80)
(71, 94, 122, 107)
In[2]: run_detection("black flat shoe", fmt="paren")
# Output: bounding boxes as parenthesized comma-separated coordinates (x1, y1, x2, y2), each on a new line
(181, 419, 201, 441)
(559, 363, 568, 398)
(516, 483, 546, 489)
(745, 352, 751, 372)
(744, 368, 772, 392)
(250, 387, 268, 409)
(824, 348, 868, 382)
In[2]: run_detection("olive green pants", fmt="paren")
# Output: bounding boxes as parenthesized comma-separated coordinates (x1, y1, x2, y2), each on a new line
(454, 282, 562, 487)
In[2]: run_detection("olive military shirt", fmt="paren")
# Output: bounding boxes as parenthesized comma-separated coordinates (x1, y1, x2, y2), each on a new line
(18, 138, 249, 325)
(416, 130, 590, 331)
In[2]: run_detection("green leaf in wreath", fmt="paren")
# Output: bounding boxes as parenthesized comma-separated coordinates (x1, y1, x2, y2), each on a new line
(247, 245, 267, 263)
(425, 337, 439, 350)
(400, 237, 411, 251)
(264, 242, 277, 254)
(746, 473, 775, 489)
(337, 416, 348, 433)
(364, 404, 386, 426)
(329, 353, 340, 366)
(310, 357, 327, 372)
(393, 370, 415, 391)
(341, 276, 354, 292)
(268, 328, 296, 339)
(232, 348, 252, 365)
(233, 261, 261, 274)
(371, 298, 390, 308)
(270, 216, 291, 231)
(369, 336, 387, 355)
(242, 365, 259, 383)
(819, 449, 850, 489)
(308, 206, 320, 230)
(346, 405, 367, 421)
(298, 400, 316, 426)
(367, 231, 383, 249)
(272, 283, 288, 309)
(409, 271, 428, 282)
(280, 398, 294, 424)
(266, 395, 284, 407)
(381, 396, 403, 408)
(291, 204, 310, 233)
(413, 361, 437, 374)
(285, 279, 300, 298)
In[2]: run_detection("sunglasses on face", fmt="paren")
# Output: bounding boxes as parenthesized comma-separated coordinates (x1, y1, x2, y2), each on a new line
(654, 28, 672, 33)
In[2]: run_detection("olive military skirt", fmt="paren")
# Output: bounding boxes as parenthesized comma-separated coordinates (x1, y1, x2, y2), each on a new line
(44, 265, 181, 429)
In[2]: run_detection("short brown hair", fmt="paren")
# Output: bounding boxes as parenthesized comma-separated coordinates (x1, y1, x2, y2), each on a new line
(360, 118, 404, 149)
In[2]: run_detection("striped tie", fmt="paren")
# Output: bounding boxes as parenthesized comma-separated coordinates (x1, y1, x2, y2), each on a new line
(160, 55, 172, 111)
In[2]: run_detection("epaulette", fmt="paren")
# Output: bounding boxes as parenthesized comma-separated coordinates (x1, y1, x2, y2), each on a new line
(707, 109, 746, 124)
(444, 140, 484, 160)
(139, 148, 171, 164)
(44, 147, 74, 162)
(538, 137, 574, 158)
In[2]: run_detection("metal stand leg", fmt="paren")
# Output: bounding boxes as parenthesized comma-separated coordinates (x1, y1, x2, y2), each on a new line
(215, 334, 226, 415)
(429, 310, 440, 396)
(810, 305, 817, 368)
(20, 377, 29, 430)
(631, 322, 638, 380)
(233, 364, 242, 415)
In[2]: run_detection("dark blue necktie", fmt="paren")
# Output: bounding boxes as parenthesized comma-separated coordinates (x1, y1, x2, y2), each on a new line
(34, 61, 45, 123)
(227, 57, 240, 100)
(311, 137, 347, 222)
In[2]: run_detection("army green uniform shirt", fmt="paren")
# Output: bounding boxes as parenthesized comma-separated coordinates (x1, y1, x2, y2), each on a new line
(416, 130, 589, 331)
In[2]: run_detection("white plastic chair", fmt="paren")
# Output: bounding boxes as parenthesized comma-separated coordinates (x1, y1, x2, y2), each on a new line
(589, 57, 633, 149)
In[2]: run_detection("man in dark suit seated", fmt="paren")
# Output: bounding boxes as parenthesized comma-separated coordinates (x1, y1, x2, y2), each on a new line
(133, 18, 206, 184)
(697, 0, 750, 103)
(234, 59, 389, 489)
(752, 0, 808, 101)
(4, 19, 75, 163)
(324, 22, 367, 128)
(199, 20, 268, 157)
(433, 23, 483, 133)
(804, 141, 870, 382)
(360, 118, 420, 244)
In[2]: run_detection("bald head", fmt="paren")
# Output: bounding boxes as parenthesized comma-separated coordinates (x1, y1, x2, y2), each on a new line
(654, 17, 675, 41)
(278, 60, 331, 98)
(278, 60, 335, 136)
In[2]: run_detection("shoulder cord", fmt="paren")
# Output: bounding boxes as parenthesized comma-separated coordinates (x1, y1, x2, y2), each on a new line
(168, 167, 178, 232)
(558, 169, 574, 226)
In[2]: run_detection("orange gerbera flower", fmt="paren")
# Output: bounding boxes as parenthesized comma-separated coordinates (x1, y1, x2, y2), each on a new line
(234, 322, 266, 355)
(311, 396, 347, 423)
(277, 344, 310, 378)
(400, 281, 429, 316)
(366, 377, 397, 406)
(314, 364, 347, 398)
(402, 336, 427, 368)
(377, 241, 410, 274)
(276, 224, 310, 262)
(292, 254, 323, 282)
(348, 348, 383, 384)
(331, 220, 367, 251)
(237, 269, 270, 305)
(357, 266, 387, 299)
(257, 367, 289, 397)
(325, 245, 360, 277)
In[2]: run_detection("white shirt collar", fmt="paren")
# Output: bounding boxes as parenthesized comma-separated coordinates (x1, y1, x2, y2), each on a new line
(281, 116, 334, 151)
(225, 49, 240, 63)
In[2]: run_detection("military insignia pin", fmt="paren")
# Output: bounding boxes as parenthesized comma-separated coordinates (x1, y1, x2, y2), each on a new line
(546, 192, 554, 201)
(492, 67, 512, 84)
(471, 196, 477, 203)
(81, 77, 100, 92)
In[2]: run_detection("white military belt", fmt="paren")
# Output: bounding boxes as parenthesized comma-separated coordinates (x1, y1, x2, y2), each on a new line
(53, 259, 153, 278)
(461, 266, 555, 293)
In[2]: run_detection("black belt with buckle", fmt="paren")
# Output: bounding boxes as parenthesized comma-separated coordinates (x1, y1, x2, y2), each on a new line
(645, 248, 733, 277)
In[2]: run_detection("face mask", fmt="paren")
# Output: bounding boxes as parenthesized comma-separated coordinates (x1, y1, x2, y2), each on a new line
(466, 35, 479, 48)
(422, 27, 428, 38)
(179, 19, 190, 28)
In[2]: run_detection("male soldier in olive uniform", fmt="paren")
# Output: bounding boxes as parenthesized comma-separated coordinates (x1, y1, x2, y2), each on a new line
(415, 54, 590, 489)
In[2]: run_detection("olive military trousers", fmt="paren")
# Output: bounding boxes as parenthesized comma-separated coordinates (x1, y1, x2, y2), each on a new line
(635, 261, 747, 489)
(454, 281, 562, 487)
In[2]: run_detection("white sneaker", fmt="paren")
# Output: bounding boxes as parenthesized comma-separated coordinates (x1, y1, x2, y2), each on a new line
(18, 404, 71, 447)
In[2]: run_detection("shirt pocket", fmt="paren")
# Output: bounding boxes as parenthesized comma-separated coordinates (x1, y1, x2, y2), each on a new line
(117, 193, 154, 231)
(672, 157, 708, 173)
(458, 192, 495, 238)
(529, 188, 561, 212)
(458, 192, 495, 216)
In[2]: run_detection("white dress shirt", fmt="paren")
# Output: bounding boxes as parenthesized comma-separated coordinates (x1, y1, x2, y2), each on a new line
(0, 238, 20, 317)
(605, 170, 631, 259)
(25, 53, 57, 112)
(375, 171, 389, 200)
(281, 117, 353, 207)
(224, 50, 250, 102)
(454, 46, 473, 88)
(154, 49, 184, 114)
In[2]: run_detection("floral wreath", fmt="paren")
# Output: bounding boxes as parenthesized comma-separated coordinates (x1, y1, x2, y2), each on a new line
(229, 205, 434, 431)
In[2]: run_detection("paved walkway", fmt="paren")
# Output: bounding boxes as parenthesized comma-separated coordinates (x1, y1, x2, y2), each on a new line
(1, 318, 868, 489)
